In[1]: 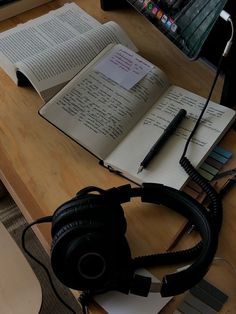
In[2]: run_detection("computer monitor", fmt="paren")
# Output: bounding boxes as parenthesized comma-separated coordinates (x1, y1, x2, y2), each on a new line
(100, 0, 235, 106)
(101, 0, 234, 62)
(127, 1, 231, 60)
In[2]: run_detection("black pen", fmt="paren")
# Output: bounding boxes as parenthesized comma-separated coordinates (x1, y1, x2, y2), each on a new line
(137, 108, 187, 174)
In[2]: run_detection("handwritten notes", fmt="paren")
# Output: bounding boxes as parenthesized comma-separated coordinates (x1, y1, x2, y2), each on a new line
(95, 45, 154, 89)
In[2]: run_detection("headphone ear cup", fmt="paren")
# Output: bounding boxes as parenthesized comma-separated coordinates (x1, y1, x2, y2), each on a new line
(51, 220, 104, 252)
(51, 190, 132, 292)
(51, 194, 127, 238)
(51, 220, 132, 291)
(51, 196, 96, 237)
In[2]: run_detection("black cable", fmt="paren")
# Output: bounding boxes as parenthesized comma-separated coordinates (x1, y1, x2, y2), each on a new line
(181, 11, 234, 159)
(179, 11, 235, 230)
(180, 56, 224, 160)
(133, 13, 235, 272)
(78, 291, 92, 314)
(179, 54, 225, 231)
(21, 217, 78, 314)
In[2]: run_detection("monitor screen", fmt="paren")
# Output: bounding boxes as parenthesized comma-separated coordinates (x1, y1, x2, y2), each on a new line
(126, 0, 228, 59)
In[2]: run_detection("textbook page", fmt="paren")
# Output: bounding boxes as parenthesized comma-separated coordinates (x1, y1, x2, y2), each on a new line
(17, 21, 137, 101)
(104, 86, 236, 190)
(39, 44, 170, 159)
(0, 3, 100, 85)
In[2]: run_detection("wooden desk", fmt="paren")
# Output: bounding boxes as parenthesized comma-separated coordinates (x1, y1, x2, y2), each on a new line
(0, 1, 236, 313)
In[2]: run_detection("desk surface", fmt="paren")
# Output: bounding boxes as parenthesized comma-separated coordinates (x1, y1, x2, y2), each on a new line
(0, 1, 236, 313)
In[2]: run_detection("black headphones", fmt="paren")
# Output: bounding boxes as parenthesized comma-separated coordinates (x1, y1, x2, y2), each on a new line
(50, 182, 219, 298)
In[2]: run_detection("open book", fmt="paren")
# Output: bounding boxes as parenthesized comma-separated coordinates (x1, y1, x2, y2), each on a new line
(0, 3, 136, 102)
(39, 44, 236, 190)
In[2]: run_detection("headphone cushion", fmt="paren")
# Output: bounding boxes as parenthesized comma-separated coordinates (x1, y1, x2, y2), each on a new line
(51, 194, 127, 237)
(51, 220, 104, 251)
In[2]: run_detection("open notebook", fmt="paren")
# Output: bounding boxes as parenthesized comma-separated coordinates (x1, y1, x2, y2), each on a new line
(39, 44, 236, 190)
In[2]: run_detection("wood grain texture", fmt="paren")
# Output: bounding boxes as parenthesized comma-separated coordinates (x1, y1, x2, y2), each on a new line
(0, 1, 235, 313)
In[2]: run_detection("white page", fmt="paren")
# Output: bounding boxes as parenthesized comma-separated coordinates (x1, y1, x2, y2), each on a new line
(0, 3, 100, 84)
(104, 86, 236, 190)
(0, 3, 100, 64)
(95, 45, 154, 90)
(95, 269, 172, 314)
(16, 22, 137, 99)
(39, 45, 170, 159)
